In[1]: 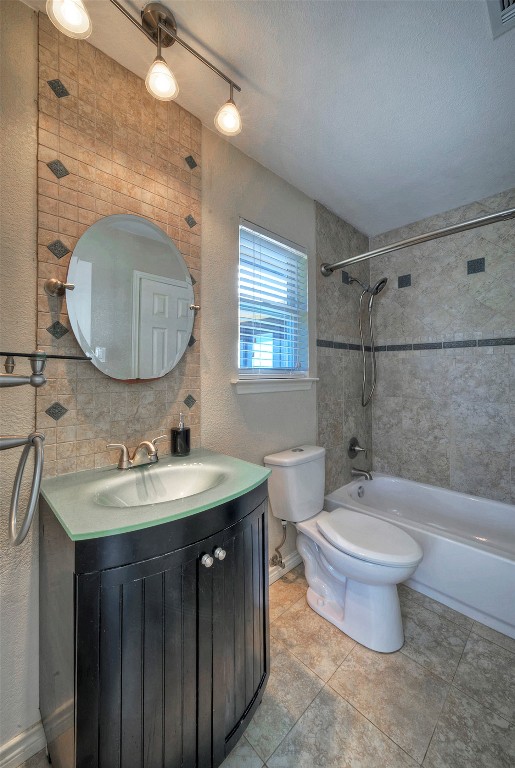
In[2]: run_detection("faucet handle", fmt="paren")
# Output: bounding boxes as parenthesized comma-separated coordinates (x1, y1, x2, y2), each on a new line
(348, 437, 367, 459)
(107, 443, 131, 469)
(151, 435, 167, 448)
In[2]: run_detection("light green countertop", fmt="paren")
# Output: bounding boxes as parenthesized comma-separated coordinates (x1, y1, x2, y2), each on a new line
(41, 448, 271, 541)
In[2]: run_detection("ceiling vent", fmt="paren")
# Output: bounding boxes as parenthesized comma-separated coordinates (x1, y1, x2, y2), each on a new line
(487, 0, 515, 37)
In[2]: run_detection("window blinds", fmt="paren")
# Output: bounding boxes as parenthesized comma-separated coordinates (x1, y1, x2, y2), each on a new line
(238, 221, 308, 376)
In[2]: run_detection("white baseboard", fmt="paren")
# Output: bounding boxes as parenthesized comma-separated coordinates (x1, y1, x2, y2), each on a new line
(0, 721, 46, 768)
(268, 550, 302, 584)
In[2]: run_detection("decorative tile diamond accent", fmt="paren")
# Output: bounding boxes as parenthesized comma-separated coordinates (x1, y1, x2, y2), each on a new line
(45, 402, 68, 421)
(185, 214, 197, 228)
(185, 155, 198, 169)
(398, 273, 412, 288)
(190, 273, 197, 286)
(467, 257, 485, 274)
(183, 394, 196, 409)
(47, 160, 69, 179)
(47, 320, 69, 339)
(188, 335, 196, 347)
(47, 79, 69, 98)
(47, 240, 70, 259)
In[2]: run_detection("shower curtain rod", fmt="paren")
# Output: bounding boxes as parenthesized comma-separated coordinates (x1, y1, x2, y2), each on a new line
(320, 207, 515, 276)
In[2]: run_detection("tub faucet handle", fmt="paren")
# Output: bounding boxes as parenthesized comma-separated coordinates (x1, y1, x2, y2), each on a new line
(348, 437, 367, 459)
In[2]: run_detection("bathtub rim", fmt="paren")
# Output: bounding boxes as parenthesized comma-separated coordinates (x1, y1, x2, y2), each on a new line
(326, 473, 515, 563)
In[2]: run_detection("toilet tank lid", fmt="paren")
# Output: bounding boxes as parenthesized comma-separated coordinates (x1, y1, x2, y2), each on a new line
(264, 445, 325, 467)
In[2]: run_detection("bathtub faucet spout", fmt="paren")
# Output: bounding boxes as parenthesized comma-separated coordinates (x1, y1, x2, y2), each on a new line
(351, 468, 373, 481)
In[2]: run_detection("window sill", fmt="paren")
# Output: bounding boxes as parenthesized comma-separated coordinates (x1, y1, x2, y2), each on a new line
(231, 378, 318, 394)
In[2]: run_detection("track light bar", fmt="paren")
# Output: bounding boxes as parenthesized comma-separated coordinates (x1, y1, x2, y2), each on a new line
(46, 0, 243, 133)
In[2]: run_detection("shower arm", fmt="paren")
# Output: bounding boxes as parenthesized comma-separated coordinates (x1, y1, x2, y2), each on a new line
(320, 207, 515, 276)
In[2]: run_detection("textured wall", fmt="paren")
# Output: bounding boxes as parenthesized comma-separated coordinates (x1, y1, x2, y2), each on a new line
(0, 0, 40, 751)
(36, 13, 201, 476)
(370, 189, 515, 502)
(201, 127, 317, 559)
(315, 203, 372, 493)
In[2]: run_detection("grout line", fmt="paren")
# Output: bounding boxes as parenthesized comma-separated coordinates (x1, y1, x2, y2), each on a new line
(325, 685, 424, 765)
(449, 681, 515, 727)
(449, 621, 473, 685)
(419, 679, 453, 765)
(469, 626, 515, 657)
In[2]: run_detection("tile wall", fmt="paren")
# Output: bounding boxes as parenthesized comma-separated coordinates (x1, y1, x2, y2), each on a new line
(36, 14, 201, 476)
(315, 202, 371, 492)
(369, 189, 515, 502)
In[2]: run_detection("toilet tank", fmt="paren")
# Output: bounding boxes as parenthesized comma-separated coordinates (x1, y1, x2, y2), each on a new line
(264, 445, 325, 522)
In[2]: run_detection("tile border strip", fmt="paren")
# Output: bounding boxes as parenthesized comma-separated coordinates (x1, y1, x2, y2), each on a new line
(316, 337, 515, 351)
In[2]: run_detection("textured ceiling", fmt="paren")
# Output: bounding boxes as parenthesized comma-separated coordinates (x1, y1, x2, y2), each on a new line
(25, 0, 515, 235)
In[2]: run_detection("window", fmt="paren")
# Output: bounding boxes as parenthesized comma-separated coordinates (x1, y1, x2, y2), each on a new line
(238, 220, 308, 378)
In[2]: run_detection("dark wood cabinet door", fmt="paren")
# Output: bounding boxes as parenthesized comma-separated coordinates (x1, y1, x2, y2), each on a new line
(74, 502, 268, 768)
(80, 539, 207, 768)
(214, 501, 269, 759)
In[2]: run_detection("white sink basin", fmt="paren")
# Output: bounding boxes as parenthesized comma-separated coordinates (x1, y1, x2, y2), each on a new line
(95, 463, 227, 508)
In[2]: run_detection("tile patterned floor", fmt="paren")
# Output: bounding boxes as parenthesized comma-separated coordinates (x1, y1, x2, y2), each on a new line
(22, 565, 515, 768)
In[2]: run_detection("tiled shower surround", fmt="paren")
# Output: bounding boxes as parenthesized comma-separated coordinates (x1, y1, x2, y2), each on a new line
(36, 14, 201, 476)
(316, 190, 514, 503)
(369, 189, 515, 503)
(315, 203, 371, 492)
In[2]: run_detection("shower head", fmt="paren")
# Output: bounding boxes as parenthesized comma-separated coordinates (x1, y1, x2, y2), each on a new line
(370, 278, 388, 295)
(348, 275, 368, 292)
(347, 275, 388, 296)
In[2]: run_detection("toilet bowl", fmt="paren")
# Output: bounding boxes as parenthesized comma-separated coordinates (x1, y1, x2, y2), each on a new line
(264, 446, 423, 652)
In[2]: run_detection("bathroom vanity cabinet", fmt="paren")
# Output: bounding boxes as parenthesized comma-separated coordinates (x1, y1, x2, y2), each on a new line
(39, 472, 269, 768)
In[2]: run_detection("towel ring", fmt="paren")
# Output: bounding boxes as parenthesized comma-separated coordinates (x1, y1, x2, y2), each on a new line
(8, 433, 45, 546)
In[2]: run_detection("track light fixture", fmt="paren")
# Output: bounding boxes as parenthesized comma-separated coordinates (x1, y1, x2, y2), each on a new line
(46, 0, 92, 39)
(214, 83, 242, 136)
(145, 25, 179, 101)
(46, 0, 243, 135)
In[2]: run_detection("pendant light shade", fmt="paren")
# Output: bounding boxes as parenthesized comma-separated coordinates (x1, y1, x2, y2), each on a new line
(145, 56, 179, 101)
(46, 0, 92, 39)
(214, 98, 242, 137)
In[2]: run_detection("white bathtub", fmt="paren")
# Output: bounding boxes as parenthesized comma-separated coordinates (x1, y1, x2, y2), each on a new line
(325, 474, 515, 639)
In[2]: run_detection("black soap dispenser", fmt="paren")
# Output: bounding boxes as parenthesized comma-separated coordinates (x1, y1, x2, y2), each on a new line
(171, 412, 190, 456)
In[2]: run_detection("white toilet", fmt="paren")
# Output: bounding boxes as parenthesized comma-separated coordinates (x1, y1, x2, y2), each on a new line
(264, 445, 423, 652)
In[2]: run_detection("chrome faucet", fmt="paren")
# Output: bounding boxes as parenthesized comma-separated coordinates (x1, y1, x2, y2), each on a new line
(351, 467, 373, 481)
(107, 436, 167, 470)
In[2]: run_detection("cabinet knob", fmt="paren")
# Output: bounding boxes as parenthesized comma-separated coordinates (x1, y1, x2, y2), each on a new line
(214, 547, 226, 561)
(201, 554, 214, 568)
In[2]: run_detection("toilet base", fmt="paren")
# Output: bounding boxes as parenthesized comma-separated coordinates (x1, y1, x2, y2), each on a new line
(297, 530, 406, 653)
(306, 582, 404, 653)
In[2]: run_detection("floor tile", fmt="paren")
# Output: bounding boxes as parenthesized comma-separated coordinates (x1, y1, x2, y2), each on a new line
(267, 686, 418, 768)
(271, 597, 355, 681)
(399, 584, 474, 632)
(269, 565, 308, 621)
(221, 736, 264, 768)
(453, 634, 515, 721)
(471, 621, 515, 655)
(245, 636, 324, 761)
(400, 598, 469, 681)
(423, 688, 515, 768)
(328, 643, 449, 762)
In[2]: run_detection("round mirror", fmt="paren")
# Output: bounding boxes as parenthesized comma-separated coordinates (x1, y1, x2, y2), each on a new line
(67, 215, 195, 380)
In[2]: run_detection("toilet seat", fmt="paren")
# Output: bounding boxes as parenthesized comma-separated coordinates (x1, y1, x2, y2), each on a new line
(316, 508, 422, 568)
